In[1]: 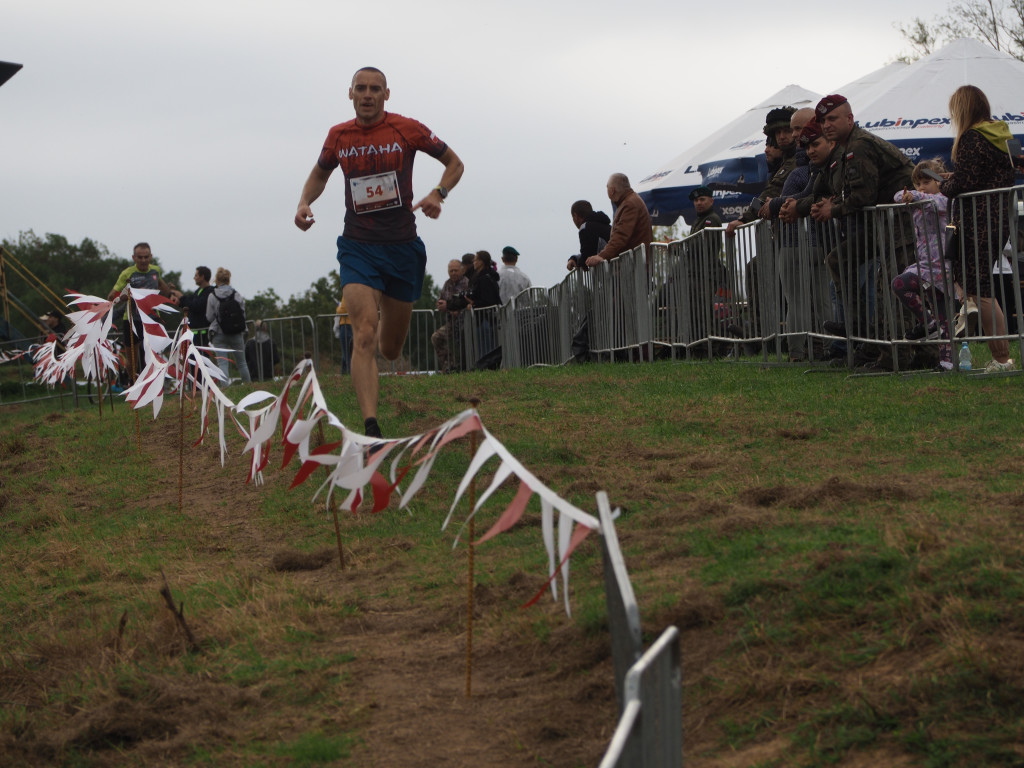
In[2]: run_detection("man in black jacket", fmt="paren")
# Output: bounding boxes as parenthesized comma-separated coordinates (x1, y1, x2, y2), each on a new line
(565, 200, 611, 361)
(179, 266, 215, 349)
(567, 200, 612, 272)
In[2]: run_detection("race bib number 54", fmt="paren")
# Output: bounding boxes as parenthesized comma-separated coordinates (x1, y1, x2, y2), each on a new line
(350, 171, 401, 214)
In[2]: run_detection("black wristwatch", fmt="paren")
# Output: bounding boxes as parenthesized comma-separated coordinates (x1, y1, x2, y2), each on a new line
(433, 185, 448, 200)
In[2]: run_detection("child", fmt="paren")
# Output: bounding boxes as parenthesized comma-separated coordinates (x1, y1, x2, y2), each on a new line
(891, 159, 954, 369)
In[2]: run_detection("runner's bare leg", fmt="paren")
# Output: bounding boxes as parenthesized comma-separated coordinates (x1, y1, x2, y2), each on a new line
(344, 285, 414, 421)
(345, 283, 382, 420)
(378, 294, 413, 361)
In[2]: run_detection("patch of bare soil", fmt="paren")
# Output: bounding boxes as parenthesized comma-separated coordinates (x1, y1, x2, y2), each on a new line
(0, 416, 623, 768)
(5, 405, 1011, 768)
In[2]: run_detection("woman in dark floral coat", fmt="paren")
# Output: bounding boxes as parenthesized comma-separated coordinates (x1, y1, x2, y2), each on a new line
(940, 84, 1017, 372)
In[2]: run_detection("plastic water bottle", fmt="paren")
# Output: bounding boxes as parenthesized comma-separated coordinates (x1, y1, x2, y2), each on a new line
(959, 342, 972, 371)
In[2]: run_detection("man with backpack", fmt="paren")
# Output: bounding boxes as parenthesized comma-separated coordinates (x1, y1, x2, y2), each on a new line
(206, 267, 252, 384)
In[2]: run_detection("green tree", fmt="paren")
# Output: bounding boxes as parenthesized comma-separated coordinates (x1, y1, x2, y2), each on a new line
(246, 288, 283, 322)
(281, 272, 342, 319)
(1, 231, 139, 342)
(2, 230, 127, 310)
(415, 272, 440, 310)
(2, 230, 182, 309)
(896, 0, 1024, 61)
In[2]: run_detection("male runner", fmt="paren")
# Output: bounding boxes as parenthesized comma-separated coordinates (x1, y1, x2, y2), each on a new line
(294, 67, 464, 438)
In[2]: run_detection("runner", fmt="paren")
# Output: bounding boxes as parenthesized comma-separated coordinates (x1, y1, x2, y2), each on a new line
(294, 67, 464, 438)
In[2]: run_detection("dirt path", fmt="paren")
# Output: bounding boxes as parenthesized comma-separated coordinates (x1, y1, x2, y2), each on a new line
(139, 417, 619, 767)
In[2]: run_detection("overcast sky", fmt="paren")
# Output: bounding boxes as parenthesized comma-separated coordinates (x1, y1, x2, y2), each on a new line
(4, 0, 941, 303)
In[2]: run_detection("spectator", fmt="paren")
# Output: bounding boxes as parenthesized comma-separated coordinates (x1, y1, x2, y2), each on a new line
(585, 173, 652, 267)
(446, 250, 501, 364)
(736, 108, 812, 342)
(460, 252, 476, 282)
(245, 320, 279, 381)
(206, 267, 252, 384)
(178, 266, 215, 349)
(446, 251, 501, 312)
(688, 186, 722, 234)
(38, 310, 67, 341)
(775, 120, 835, 361)
(567, 199, 611, 272)
(433, 259, 470, 373)
(567, 199, 612, 362)
(293, 66, 464, 439)
(939, 84, 1017, 372)
(37, 310, 71, 383)
(498, 246, 532, 305)
(680, 184, 731, 353)
(334, 296, 353, 374)
(106, 242, 182, 379)
(891, 159, 954, 370)
(811, 93, 915, 370)
(726, 106, 799, 236)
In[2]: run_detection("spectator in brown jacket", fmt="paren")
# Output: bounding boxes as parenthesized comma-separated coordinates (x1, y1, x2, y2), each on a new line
(585, 173, 652, 267)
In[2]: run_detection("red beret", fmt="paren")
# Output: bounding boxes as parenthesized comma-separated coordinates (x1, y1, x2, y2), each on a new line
(816, 94, 848, 117)
(798, 120, 824, 146)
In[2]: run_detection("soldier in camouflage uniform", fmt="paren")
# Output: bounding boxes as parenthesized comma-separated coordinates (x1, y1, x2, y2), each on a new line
(689, 186, 723, 234)
(810, 94, 916, 369)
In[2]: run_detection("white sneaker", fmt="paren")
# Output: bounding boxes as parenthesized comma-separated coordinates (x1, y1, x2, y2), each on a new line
(984, 358, 1016, 373)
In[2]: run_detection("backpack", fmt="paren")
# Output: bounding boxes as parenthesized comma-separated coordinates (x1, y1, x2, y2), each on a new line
(217, 288, 247, 334)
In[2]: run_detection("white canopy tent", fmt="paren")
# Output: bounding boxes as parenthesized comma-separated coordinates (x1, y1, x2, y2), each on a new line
(636, 84, 821, 226)
(639, 38, 1024, 227)
(840, 37, 1024, 169)
(689, 63, 912, 218)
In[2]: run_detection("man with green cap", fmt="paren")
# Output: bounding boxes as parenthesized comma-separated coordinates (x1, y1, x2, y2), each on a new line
(688, 186, 722, 234)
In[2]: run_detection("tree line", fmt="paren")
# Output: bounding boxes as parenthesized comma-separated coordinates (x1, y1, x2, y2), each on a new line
(1, 230, 439, 339)
(897, 0, 1024, 61)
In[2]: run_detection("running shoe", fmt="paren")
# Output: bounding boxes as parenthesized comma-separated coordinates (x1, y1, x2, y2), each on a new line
(984, 358, 1016, 373)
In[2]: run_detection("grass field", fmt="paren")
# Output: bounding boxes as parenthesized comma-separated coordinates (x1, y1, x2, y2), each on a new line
(2, 360, 1023, 767)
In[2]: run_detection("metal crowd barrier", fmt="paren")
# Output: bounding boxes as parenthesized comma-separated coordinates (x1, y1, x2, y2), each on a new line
(0, 332, 96, 407)
(596, 490, 682, 768)
(313, 310, 442, 376)
(245, 315, 317, 381)
(597, 492, 644, 715)
(947, 185, 1024, 363)
(598, 626, 682, 768)
(8, 187, 1023, 397)
(589, 245, 653, 362)
(1, 333, 56, 405)
(773, 216, 833, 362)
(500, 287, 561, 369)
(572, 184, 1024, 371)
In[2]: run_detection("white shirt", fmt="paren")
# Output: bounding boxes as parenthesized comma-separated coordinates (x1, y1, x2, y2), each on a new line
(498, 264, 532, 305)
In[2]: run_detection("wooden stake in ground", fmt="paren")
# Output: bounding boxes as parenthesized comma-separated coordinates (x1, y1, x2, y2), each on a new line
(178, 387, 185, 514)
(94, 348, 104, 419)
(466, 396, 480, 698)
(128, 300, 141, 452)
(331, 496, 346, 570)
(178, 310, 188, 514)
(316, 419, 346, 571)
(158, 569, 200, 653)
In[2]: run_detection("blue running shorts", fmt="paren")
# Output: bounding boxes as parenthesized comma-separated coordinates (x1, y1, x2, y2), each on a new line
(336, 236, 427, 303)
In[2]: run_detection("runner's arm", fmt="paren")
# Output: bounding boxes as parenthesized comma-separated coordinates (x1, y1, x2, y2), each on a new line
(412, 148, 464, 219)
(295, 164, 334, 231)
(158, 277, 182, 299)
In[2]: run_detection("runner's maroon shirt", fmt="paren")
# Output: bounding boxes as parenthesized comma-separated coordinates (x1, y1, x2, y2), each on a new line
(317, 112, 448, 243)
